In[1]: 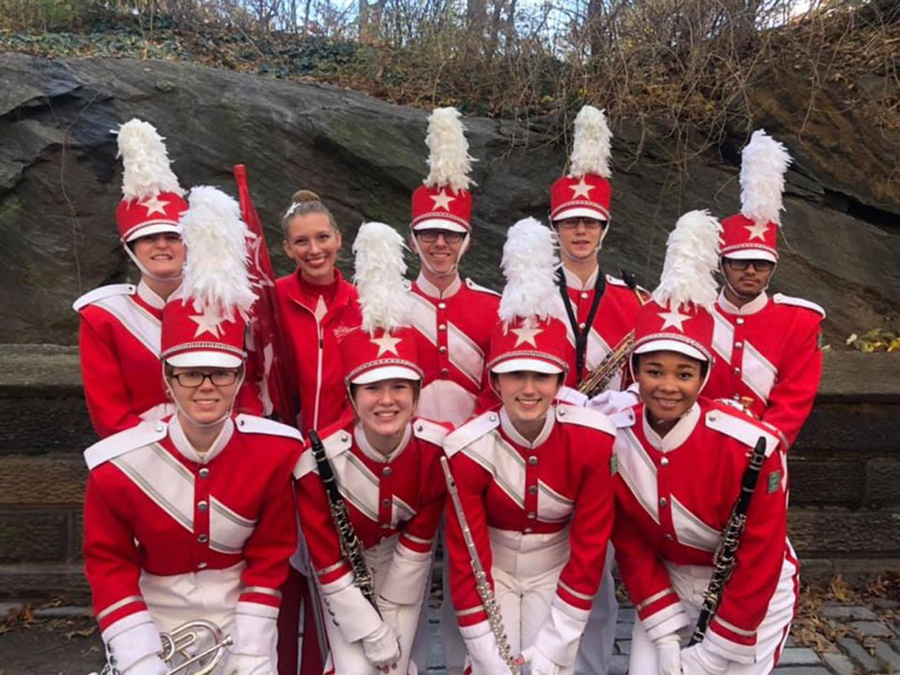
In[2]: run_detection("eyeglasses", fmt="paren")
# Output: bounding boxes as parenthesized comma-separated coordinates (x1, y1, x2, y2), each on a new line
(415, 230, 466, 244)
(723, 258, 775, 272)
(556, 217, 605, 230)
(170, 370, 240, 387)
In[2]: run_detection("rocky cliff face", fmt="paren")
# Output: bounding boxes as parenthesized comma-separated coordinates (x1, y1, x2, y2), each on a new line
(1, 53, 897, 344)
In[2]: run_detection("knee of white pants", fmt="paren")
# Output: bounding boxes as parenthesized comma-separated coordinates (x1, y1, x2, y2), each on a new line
(628, 618, 661, 675)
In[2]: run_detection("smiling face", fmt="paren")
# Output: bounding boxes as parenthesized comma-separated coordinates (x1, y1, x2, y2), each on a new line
(554, 218, 605, 261)
(282, 212, 342, 285)
(494, 371, 562, 438)
(721, 257, 774, 301)
(131, 232, 185, 280)
(353, 379, 418, 454)
(635, 351, 704, 435)
(167, 366, 241, 426)
(412, 229, 466, 278)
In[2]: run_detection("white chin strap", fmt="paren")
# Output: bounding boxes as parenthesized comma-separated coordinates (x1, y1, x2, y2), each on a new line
(163, 365, 244, 429)
(123, 241, 183, 283)
(409, 228, 471, 278)
(718, 258, 776, 300)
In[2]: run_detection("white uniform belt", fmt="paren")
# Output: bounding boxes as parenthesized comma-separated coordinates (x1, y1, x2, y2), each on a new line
(663, 561, 713, 611)
(365, 533, 400, 576)
(140, 562, 244, 633)
(489, 527, 570, 579)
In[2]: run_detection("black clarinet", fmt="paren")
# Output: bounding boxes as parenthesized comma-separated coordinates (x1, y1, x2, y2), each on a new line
(690, 436, 769, 645)
(308, 430, 380, 615)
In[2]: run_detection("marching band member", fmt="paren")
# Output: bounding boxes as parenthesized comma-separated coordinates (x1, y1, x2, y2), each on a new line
(704, 130, 825, 449)
(73, 119, 188, 438)
(613, 210, 797, 675)
(548, 106, 645, 410)
(276, 190, 362, 435)
(294, 222, 448, 675)
(83, 187, 303, 675)
(407, 107, 500, 428)
(444, 218, 616, 675)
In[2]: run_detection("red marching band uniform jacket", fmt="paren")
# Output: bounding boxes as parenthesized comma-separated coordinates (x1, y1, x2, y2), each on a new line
(407, 274, 500, 425)
(276, 269, 362, 434)
(706, 291, 825, 448)
(556, 267, 644, 390)
(293, 417, 449, 639)
(75, 282, 267, 439)
(82, 413, 303, 669)
(612, 399, 793, 663)
(443, 405, 616, 629)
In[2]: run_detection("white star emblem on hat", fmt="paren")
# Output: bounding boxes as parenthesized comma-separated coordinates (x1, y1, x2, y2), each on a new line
(569, 177, 594, 199)
(658, 307, 691, 332)
(140, 195, 170, 216)
(190, 306, 226, 338)
(511, 326, 543, 347)
(744, 220, 770, 241)
(372, 333, 402, 357)
(430, 188, 455, 211)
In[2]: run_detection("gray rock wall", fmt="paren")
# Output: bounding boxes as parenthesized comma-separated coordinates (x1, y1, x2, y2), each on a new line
(1, 53, 898, 344)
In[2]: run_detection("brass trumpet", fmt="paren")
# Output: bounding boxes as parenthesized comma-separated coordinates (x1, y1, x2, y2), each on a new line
(90, 620, 233, 675)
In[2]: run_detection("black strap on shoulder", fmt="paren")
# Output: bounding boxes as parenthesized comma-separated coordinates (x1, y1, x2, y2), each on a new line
(556, 268, 606, 383)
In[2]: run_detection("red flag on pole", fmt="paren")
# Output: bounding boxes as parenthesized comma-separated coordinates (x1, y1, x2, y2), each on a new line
(233, 164, 299, 425)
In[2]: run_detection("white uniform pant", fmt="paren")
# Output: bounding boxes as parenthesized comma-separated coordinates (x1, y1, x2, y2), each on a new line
(485, 527, 577, 675)
(574, 545, 618, 675)
(628, 551, 798, 675)
(319, 536, 427, 675)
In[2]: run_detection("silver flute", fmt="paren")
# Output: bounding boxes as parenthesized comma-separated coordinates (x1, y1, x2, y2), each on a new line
(440, 456, 521, 675)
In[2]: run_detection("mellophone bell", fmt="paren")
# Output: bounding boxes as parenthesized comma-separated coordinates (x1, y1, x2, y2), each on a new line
(82, 187, 304, 675)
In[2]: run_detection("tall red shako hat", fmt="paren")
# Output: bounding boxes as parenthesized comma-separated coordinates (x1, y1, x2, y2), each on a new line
(114, 118, 188, 244)
(160, 187, 256, 369)
(410, 107, 475, 237)
(340, 222, 423, 385)
(487, 217, 573, 375)
(549, 106, 613, 235)
(632, 210, 723, 388)
(720, 129, 792, 263)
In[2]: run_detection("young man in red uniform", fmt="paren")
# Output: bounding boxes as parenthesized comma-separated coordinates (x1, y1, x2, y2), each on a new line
(83, 187, 302, 675)
(704, 130, 825, 449)
(407, 107, 500, 429)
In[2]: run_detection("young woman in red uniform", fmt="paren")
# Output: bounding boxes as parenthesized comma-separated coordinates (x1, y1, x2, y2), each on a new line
(294, 222, 447, 674)
(444, 218, 616, 675)
(612, 210, 797, 675)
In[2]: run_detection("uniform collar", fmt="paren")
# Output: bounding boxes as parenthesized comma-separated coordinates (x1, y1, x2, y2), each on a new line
(641, 402, 700, 453)
(169, 414, 235, 464)
(499, 406, 555, 449)
(415, 271, 462, 299)
(136, 279, 167, 310)
(561, 264, 599, 291)
(354, 420, 412, 462)
(717, 289, 769, 316)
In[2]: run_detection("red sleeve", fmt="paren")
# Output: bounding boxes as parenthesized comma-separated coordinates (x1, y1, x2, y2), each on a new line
(79, 314, 143, 438)
(555, 431, 614, 613)
(397, 444, 446, 555)
(709, 447, 790, 657)
(612, 475, 688, 639)
(444, 451, 495, 628)
(238, 446, 299, 609)
(762, 312, 823, 448)
(83, 471, 148, 632)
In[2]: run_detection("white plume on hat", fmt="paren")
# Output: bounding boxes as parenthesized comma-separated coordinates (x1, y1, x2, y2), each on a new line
(423, 107, 475, 193)
(179, 186, 256, 320)
(354, 222, 410, 334)
(569, 106, 612, 179)
(498, 217, 562, 326)
(115, 118, 184, 201)
(740, 129, 792, 226)
(653, 209, 722, 311)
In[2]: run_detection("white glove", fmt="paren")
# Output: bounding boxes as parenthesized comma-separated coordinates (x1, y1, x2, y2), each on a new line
(225, 652, 275, 675)
(519, 645, 561, 675)
(586, 388, 639, 416)
(121, 654, 168, 675)
(654, 633, 682, 675)
(681, 642, 729, 675)
(464, 629, 510, 675)
(361, 621, 401, 668)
